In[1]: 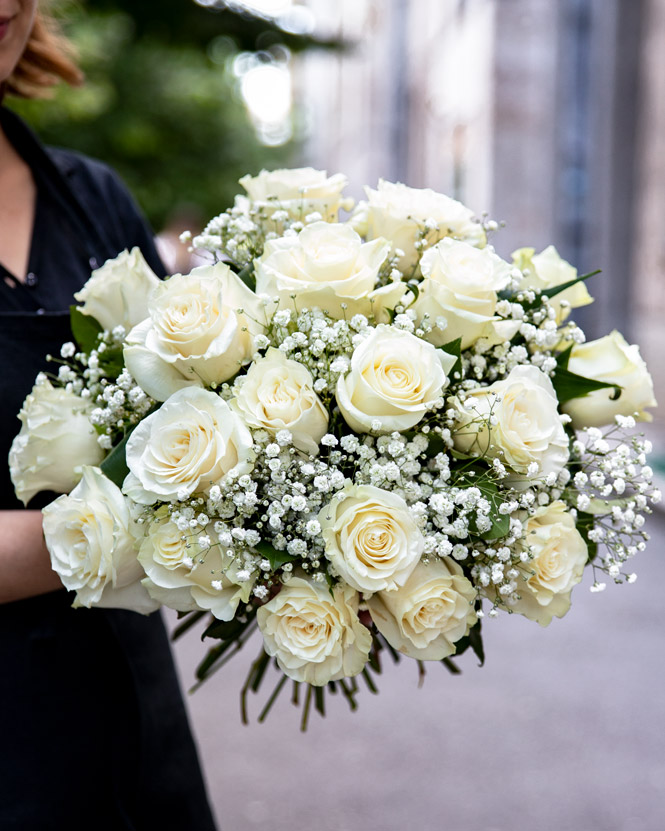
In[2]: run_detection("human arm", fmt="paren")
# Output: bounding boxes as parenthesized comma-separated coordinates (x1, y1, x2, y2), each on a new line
(0, 510, 63, 604)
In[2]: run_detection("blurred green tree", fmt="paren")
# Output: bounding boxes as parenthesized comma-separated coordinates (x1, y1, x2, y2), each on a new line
(9, 1, 343, 231)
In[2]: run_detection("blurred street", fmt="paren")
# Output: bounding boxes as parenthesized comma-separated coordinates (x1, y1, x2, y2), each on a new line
(169, 513, 665, 831)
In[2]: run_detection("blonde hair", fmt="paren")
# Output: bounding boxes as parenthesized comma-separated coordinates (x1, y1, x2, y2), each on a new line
(3, 6, 83, 98)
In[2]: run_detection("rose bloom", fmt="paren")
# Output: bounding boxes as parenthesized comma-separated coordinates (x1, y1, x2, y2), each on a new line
(138, 518, 251, 620)
(335, 325, 456, 434)
(562, 331, 657, 428)
(366, 558, 477, 660)
(318, 484, 424, 593)
(512, 245, 593, 323)
(42, 466, 158, 614)
(254, 221, 405, 320)
(123, 386, 254, 504)
(239, 167, 352, 221)
(74, 247, 160, 333)
(507, 501, 588, 626)
(231, 348, 328, 456)
(257, 575, 371, 686)
(350, 179, 486, 271)
(9, 377, 104, 505)
(453, 365, 569, 482)
(413, 238, 514, 349)
(124, 262, 265, 401)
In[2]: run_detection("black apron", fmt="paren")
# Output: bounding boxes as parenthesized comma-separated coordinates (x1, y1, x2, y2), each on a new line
(0, 108, 217, 830)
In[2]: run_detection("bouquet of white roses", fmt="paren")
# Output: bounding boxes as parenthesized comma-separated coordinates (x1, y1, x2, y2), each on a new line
(10, 168, 659, 727)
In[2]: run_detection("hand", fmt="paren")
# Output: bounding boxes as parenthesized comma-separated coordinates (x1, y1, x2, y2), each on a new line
(0, 510, 63, 604)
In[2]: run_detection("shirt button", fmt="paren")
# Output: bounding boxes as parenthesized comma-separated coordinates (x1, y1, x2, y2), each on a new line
(25, 272, 38, 287)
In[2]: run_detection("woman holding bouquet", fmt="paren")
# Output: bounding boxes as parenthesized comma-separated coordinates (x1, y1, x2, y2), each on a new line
(0, 3, 217, 829)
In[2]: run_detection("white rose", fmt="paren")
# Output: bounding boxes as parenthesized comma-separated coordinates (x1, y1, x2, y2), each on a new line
(318, 484, 424, 593)
(9, 378, 104, 506)
(453, 365, 569, 482)
(257, 575, 372, 686)
(512, 245, 593, 322)
(138, 517, 251, 619)
(366, 558, 477, 660)
(123, 386, 254, 504)
(239, 167, 352, 221)
(124, 262, 265, 401)
(562, 331, 657, 428)
(413, 238, 513, 348)
(508, 501, 587, 626)
(230, 348, 328, 455)
(335, 325, 456, 434)
(42, 466, 158, 614)
(351, 179, 485, 271)
(254, 221, 404, 320)
(74, 247, 160, 333)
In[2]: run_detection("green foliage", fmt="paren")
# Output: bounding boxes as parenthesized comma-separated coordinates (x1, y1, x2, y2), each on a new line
(452, 618, 485, 666)
(70, 305, 102, 353)
(552, 364, 621, 406)
(541, 269, 601, 300)
(455, 468, 511, 542)
(576, 510, 599, 562)
(99, 428, 131, 486)
(254, 540, 298, 570)
(10, 1, 314, 231)
(439, 336, 463, 379)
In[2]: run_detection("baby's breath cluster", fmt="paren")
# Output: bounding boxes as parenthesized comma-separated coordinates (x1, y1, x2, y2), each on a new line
(48, 328, 155, 449)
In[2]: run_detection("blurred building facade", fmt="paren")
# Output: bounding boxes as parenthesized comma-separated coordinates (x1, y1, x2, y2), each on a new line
(298, 0, 663, 430)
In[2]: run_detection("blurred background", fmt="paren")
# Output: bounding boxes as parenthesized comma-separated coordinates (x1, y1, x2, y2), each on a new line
(10, 1, 665, 828)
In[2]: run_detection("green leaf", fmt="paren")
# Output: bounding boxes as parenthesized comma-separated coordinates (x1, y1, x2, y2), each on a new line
(552, 366, 621, 406)
(541, 269, 601, 299)
(196, 642, 230, 681)
(314, 685, 326, 717)
(100, 403, 160, 487)
(556, 343, 573, 370)
(467, 619, 485, 666)
(439, 336, 463, 380)
(100, 430, 132, 487)
(460, 477, 511, 541)
(424, 432, 446, 458)
(70, 305, 103, 353)
(171, 610, 207, 640)
(201, 618, 249, 641)
(455, 620, 485, 666)
(576, 510, 598, 562)
(97, 345, 125, 378)
(254, 541, 298, 570)
(405, 281, 420, 305)
(441, 656, 461, 675)
(202, 614, 254, 642)
(237, 263, 256, 292)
